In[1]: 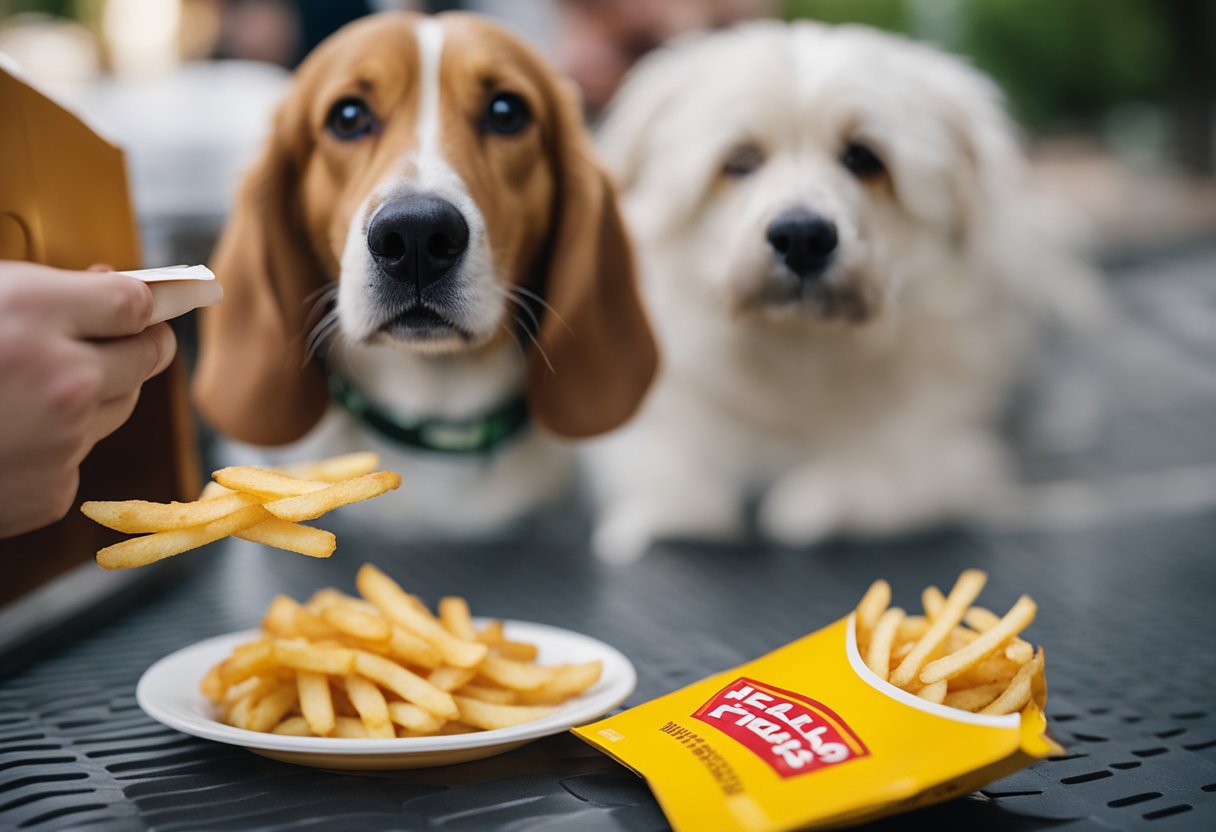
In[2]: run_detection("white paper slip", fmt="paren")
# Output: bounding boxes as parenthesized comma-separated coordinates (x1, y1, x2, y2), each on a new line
(116, 265, 223, 325)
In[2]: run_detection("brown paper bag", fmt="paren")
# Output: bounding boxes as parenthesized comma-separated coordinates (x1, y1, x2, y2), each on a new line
(0, 65, 198, 603)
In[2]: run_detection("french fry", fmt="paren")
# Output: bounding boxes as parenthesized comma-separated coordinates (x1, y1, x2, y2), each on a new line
(864, 607, 904, 681)
(96, 505, 269, 570)
(1031, 652, 1048, 710)
(199, 481, 232, 500)
(357, 564, 487, 668)
(956, 653, 1024, 687)
(308, 588, 376, 614)
(439, 596, 477, 640)
(477, 655, 551, 691)
(429, 666, 477, 692)
(227, 690, 258, 730)
(81, 491, 259, 533)
(388, 701, 446, 734)
(344, 675, 394, 738)
(200, 664, 226, 703)
(247, 683, 299, 732)
(457, 683, 517, 705)
(1004, 640, 1035, 664)
(495, 641, 539, 662)
(281, 452, 379, 482)
(515, 661, 602, 705)
(322, 602, 392, 644)
(942, 683, 1005, 712)
(272, 715, 314, 736)
(454, 696, 555, 731)
(919, 596, 1037, 686)
(266, 472, 402, 522)
(475, 620, 505, 645)
(981, 649, 1044, 715)
(474, 619, 537, 659)
(273, 639, 355, 675)
(222, 675, 274, 708)
(352, 651, 459, 720)
(964, 606, 1035, 663)
(219, 640, 275, 685)
(262, 596, 302, 637)
(921, 586, 946, 620)
(915, 680, 948, 704)
(297, 671, 335, 737)
(237, 519, 336, 559)
(889, 570, 986, 688)
(291, 607, 340, 641)
(332, 716, 370, 738)
(895, 616, 930, 643)
(213, 467, 331, 498)
(855, 579, 891, 640)
(383, 627, 444, 670)
(891, 640, 916, 663)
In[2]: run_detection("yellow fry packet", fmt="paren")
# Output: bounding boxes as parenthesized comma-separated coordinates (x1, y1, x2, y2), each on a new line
(573, 616, 1055, 832)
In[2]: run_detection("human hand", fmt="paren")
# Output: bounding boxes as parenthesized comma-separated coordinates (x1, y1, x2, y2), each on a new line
(0, 262, 177, 537)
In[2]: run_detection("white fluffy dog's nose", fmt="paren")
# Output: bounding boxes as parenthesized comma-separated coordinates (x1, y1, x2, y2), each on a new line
(766, 210, 838, 277)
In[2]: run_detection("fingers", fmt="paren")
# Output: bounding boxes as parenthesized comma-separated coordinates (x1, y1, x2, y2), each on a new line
(89, 390, 141, 449)
(93, 323, 177, 400)
(2, 264, 155, 338)
(67, 272, 156, 338)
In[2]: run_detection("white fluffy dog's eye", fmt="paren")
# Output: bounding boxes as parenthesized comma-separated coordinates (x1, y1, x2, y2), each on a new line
(841, 141, 886, 180)
(722, 144, 765, 178)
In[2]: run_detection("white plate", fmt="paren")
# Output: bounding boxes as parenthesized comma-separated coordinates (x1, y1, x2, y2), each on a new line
(137, 621, 636, 770)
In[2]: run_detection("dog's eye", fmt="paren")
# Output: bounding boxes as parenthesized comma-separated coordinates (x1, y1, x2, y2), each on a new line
(327, 97, 376, 141)
(841, 141, 886, 180)
(485, 92, 530, 136)
(722, 144, 765, 178)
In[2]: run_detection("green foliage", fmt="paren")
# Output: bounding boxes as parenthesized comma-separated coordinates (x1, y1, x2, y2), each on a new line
(786, 0, 1174, 131)
(0, 0, 76, 17)
(961, 0, 1171, 129)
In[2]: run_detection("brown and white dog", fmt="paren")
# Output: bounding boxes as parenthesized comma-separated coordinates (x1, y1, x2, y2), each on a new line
(193, 12, 656, 535)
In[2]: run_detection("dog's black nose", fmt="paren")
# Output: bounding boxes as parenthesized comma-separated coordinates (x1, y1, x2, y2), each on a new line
(766, 210, 838, 277)
(367, 196, 469, 288)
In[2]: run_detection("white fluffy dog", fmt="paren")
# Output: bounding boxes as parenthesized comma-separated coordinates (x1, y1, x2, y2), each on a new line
(587, 20, 1102, 563)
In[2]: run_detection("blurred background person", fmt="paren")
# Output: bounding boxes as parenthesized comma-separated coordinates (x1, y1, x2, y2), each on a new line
(552, 0, 780, 114)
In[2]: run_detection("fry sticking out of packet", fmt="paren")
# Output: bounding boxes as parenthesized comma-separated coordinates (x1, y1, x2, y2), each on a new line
(82, 452, 400, 569)
(575, 569, 1057, 832)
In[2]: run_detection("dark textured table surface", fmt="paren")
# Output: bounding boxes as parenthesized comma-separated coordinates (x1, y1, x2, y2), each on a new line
(2, 244, 1215, 831)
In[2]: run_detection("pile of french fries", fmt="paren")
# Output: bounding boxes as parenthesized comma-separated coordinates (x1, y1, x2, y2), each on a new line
(853, 569, 1046, 715)
(201, 564, 604, 738)
(82, 453, 400, 570)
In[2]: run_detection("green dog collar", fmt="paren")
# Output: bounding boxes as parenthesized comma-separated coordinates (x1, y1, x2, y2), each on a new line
(327, 371, 529, 456)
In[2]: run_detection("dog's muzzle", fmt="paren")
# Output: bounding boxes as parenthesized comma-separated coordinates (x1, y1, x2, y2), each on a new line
(368, 195, 469, 289)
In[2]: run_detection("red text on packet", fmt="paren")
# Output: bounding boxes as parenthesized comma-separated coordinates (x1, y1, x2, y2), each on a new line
(691, 677, 869, 778)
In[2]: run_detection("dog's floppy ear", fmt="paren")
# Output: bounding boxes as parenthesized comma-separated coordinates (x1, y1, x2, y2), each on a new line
(526, 81, 658, 438)
(192, 98, 330, 446)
